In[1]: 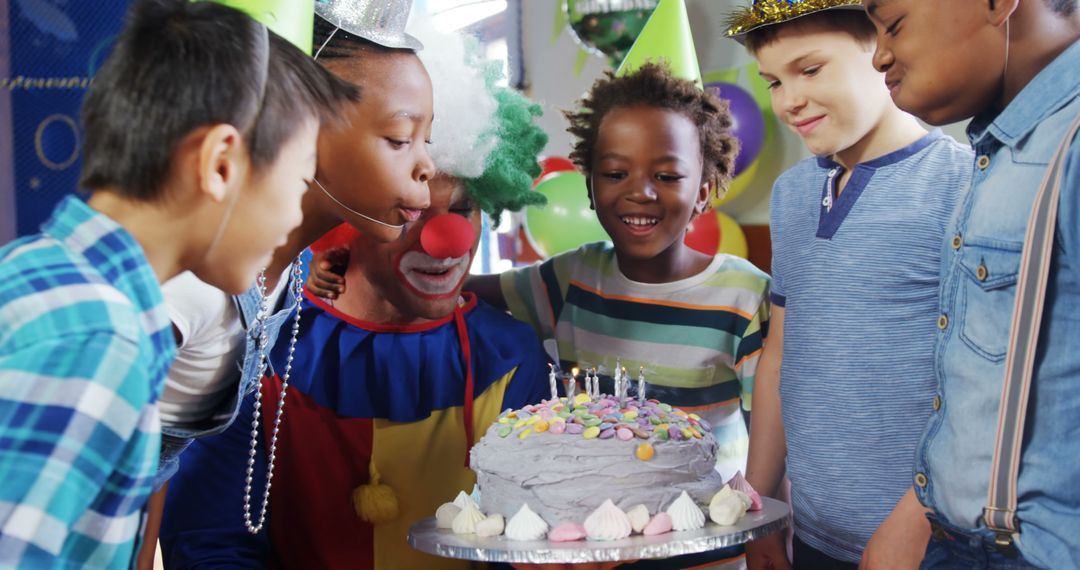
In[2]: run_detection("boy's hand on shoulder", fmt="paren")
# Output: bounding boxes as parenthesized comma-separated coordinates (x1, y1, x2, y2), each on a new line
(745, 531, 792, 570)
(859, 489, 929, 570)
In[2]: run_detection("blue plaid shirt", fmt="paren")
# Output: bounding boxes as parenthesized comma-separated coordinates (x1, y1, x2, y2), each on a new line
(0, 196, 176, 568)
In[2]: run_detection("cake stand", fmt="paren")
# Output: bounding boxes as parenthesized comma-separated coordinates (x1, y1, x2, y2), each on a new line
(407, 497, 791, 564)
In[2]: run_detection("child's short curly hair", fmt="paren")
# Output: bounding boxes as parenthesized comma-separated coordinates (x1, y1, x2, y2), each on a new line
(564, 62, 739, 201)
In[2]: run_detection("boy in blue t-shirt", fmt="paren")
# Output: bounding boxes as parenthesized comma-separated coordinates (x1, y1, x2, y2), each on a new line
(0, 0, 357, 565)
(725, 1, 973, 567)
(864, 0, 1080, 567)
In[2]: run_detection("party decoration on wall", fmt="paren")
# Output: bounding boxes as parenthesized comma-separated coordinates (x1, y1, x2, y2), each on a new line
(566, 0, 658, 67)
(615, 0, 700, 86)
(716, 211, 748, 258)
(216, 0, 315, 53)
(524, 171, 609, 257)
(7, 0, 134, 238)
(705, 82, 765, 178)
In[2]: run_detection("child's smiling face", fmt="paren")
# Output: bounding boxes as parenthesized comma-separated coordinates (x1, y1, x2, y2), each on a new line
(864, 0, 1005, 125)
(755, 23, 892, 158)
(589, 105, 710, 271)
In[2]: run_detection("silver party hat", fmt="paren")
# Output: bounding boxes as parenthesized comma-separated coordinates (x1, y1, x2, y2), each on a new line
(314, 0, 423, 50)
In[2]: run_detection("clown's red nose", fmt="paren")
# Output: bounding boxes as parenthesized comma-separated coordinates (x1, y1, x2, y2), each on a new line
(420, 213, 475, 259)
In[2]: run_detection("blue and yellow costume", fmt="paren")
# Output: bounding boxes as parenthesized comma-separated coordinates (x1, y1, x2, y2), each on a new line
(160, 292, 548, 569)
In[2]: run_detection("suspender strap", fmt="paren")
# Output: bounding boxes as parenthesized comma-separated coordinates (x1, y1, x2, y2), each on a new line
(985, 112, 1080, 539)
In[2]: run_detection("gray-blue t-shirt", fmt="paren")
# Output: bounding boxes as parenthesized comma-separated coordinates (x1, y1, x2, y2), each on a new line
(769, 130, 972, 561)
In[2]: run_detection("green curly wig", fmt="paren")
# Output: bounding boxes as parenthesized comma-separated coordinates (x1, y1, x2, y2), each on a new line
(464, 85, 548, 223)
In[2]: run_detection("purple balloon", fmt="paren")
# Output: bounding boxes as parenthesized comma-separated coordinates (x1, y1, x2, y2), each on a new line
(705, 82, 766, 177)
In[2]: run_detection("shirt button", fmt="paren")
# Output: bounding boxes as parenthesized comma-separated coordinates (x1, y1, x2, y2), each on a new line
(977, 155, 991, 170)
(933, 395, 942, 411)
(951, 234, 962, 250)
(915, 472, 929, 488)
(976, 264, 988, 281)
(937, 314, 949, 330)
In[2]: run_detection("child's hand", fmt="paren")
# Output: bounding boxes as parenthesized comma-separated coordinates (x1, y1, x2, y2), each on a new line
(745, 531, 792, 570)
(307, 247, 349, 300)
(859, 489, 928, 570)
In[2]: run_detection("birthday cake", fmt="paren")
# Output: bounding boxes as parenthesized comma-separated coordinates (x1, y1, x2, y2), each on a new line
(471, 392, 723, 525)
(434, 371, 762, 541)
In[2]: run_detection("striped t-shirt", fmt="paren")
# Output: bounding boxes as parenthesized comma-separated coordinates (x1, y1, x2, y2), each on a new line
(500, 241, 771, 478)
(770, 130, 971, 562)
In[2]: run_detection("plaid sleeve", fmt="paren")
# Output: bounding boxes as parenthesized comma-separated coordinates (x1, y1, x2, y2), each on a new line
(0, 330, 149, 557)
(733, 282, 772, 413)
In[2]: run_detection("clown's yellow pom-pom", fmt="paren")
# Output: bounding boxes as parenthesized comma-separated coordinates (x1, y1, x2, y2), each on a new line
(352, 459, 399, 523)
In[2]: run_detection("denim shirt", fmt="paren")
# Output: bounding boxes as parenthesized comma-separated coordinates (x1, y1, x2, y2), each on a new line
(155, 279, 299, 487)
(916, 39, 1080, 569)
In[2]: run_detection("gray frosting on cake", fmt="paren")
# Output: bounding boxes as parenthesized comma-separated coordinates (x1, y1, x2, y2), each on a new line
(470, 415, 724, 525)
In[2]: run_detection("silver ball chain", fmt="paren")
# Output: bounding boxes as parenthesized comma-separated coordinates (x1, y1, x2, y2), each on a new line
(243, 257, 304, 534)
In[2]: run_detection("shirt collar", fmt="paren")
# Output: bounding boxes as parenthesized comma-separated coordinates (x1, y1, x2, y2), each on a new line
(815, 129, 944, 170)
(968, 38, 1080, 147)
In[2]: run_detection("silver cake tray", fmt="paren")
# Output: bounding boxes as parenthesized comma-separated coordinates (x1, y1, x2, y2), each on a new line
(407, 497, 791, 564)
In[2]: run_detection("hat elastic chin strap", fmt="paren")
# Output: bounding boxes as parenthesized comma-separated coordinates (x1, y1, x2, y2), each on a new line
(312, 177, 406, 230)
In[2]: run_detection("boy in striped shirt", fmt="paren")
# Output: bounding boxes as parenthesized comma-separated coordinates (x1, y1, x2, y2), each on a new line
(473, 63, 772, 487)
(0, 0, 357, 566)
(726, 1, 973, 568)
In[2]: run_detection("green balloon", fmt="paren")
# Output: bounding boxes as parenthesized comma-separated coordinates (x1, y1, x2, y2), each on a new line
(525, 171, 610, 257)
(566, 0, 657, 66)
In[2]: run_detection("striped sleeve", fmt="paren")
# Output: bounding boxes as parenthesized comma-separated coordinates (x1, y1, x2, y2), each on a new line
(732, 291, 770, 412)
(499, 252, 574, 340)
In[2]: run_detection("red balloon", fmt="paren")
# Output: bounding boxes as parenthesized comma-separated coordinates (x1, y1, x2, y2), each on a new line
(420, 213, 475, 259)
(534, 156, 577, 186)
(684, 211, 720, 255)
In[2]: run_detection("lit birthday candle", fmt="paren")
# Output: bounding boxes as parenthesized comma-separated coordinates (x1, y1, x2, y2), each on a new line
(565, 368, 576, 401)
(571, 367, 580, 400)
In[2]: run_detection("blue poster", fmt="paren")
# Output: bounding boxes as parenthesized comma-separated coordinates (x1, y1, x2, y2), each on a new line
(3, 0, 131, 237)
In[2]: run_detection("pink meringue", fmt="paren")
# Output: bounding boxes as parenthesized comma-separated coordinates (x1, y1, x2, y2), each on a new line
(642, 512, 673, 536)
(548, 521, 587, 542)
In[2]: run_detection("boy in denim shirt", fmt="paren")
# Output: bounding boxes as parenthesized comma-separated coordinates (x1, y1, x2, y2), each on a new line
(864, 0, 1080, 567)
(725, 1, 973, 567)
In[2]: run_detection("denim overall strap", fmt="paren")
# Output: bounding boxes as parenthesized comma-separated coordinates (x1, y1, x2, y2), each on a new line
(986, 112, 1080, 545)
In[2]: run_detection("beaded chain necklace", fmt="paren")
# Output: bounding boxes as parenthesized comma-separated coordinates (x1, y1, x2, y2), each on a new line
(243, 257, 304, 534)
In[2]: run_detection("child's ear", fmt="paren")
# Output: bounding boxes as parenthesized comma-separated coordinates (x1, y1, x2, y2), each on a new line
(986, 0, 1018, 26)
(197, 124, 247, 203)
(694, 179, 711, 214)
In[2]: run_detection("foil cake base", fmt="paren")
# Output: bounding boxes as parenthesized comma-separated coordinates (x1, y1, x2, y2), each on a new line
(408, 497, 791, 564)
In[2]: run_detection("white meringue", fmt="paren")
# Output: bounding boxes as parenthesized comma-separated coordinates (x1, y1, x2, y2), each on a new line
(475, 513, 505, 537)
(583, 499, 633, 541)
(665, 491, 705, 531)
(505, 504, 549, 541)
(709, 486, 748, 526)
(626, 504, 650, 534)
(453, 490, 477, 510)
(435, 502, 461, 529)
(452, 500, 486, 534)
